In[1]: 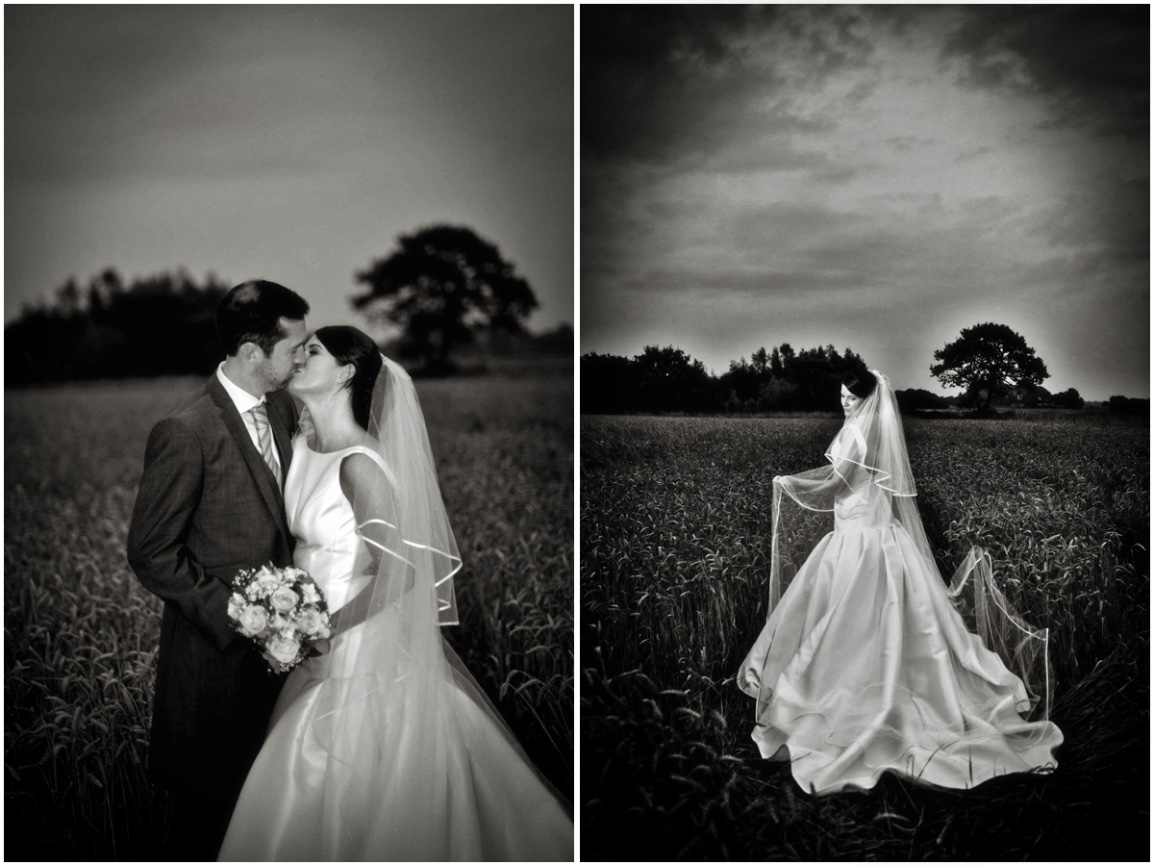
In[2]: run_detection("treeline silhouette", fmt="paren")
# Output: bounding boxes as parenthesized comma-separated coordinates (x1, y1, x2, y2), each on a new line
(6, 269, 229, 386)
(1108, 395, 1150, 416)
(582, 343, 876, 414)
(581, 344, 1104, 415)
(5, 267, 574, 387)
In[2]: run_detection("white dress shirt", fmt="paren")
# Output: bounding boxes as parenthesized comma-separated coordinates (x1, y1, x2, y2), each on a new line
(216, 363, 283, 477)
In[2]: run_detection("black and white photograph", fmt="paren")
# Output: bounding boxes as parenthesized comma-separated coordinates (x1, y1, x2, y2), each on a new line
(581, 5, 1148, 861)
(6, 5, 573, 860)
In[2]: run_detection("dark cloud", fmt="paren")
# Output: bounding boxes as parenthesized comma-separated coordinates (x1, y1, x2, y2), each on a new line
(581, 5, 877, 165)
(581, 7, 765, 166)
(885, 136, 937, 153)
(1029, 174, 1150, 263)
(941, 5, 1149, 139)
(579, 5, 881, 271)
(955, 145, 994, 162)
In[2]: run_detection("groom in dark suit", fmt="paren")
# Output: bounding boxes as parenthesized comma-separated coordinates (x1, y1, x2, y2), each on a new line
(127, 279, 310, 860)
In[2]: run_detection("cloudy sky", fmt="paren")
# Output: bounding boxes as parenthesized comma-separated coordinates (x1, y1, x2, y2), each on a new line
(6, 5, 573, 334)
(581, 5, 1149, 400)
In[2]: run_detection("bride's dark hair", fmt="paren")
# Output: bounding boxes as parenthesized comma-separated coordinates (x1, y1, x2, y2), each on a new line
(842, 368, 877, 399)
(314, 326, 383, 431)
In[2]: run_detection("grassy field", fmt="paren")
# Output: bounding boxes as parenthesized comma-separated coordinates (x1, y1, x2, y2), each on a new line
(581, 414, 1148, 861)
(4, 366, 573, 860)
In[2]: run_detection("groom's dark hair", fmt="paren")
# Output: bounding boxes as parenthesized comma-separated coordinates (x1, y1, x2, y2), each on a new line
(217, 280, 310, 356)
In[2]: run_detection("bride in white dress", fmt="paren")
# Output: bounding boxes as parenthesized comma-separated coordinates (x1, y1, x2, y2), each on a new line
(219, 326, 573, 860)
(737, 369, 1063, 795)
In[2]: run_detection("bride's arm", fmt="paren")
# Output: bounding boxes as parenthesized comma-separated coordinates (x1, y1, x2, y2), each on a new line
(338, 452, 402, 566)
(775, 470, 853, 498)
(329, 452, 408, 631)
(775, 431, 870, 501)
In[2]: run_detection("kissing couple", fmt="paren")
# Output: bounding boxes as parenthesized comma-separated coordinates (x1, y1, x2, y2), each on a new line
(127, 280, 573, 861)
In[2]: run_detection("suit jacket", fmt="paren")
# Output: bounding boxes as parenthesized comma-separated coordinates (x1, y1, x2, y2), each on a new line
(127, 374, 298, 792)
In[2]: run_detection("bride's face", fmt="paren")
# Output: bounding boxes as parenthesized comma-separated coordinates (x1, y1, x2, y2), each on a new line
(840, 384, 861, 417)
(289, 336, 352, 399)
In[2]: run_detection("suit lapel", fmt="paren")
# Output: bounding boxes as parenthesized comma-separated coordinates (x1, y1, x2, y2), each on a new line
(206, 376, 292, 544)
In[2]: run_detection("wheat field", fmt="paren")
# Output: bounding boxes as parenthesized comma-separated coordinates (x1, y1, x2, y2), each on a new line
(5, 368, 573, 860)
(581, 414, 1149, 861)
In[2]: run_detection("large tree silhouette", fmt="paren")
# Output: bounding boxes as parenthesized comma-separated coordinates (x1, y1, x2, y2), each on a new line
(931, 322, 1048, 412)
(352, 225, 538, 371)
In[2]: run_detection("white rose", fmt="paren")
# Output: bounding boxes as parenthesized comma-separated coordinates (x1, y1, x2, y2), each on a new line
(227, 592, 246, 620)
(255, 574, 279, 597)
(266, 634, 301, 665)
(298, 608, 328, 637)
(270, 587, 299, 613)
(238, 605, 269, 638)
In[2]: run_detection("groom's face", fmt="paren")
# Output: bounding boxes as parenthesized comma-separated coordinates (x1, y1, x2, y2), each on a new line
(257, 317, 309, 392)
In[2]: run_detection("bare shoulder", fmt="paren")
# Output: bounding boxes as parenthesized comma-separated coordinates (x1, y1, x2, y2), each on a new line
(338, 451, 392, 506)
(339, 451, 385, 481)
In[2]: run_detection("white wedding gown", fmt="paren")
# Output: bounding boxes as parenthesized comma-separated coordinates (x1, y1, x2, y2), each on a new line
(738, 427, 1063, 795)
(219, 438, 573, 860)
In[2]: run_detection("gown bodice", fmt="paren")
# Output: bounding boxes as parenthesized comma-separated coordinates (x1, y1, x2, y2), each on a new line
(827, 424, 894, 531)
(284, 436, 389, 613)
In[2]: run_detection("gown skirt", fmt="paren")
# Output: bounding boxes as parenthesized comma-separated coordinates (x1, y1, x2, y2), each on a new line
(218, 623, 574, 860)
(219, 439, 573, 860)
(737, 507, 1063, 795)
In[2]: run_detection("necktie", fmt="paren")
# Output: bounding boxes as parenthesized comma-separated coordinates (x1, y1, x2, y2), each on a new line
(248, 403, 282, 488)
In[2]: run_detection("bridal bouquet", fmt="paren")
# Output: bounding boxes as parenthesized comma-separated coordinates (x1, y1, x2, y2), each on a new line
(228, 564, 332, 672)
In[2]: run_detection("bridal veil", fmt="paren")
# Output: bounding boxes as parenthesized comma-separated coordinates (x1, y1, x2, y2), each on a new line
(304, 356, 571, 858)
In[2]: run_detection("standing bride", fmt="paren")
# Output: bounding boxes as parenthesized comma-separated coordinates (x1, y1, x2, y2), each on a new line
(737, 368, 1063, 795)
(219, 326, 573, 860)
